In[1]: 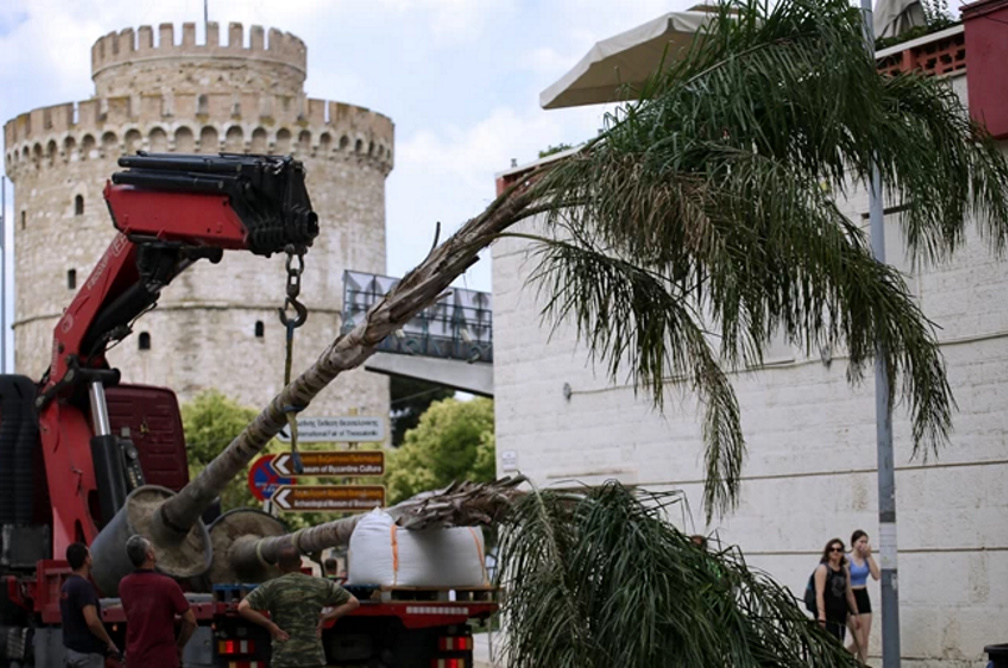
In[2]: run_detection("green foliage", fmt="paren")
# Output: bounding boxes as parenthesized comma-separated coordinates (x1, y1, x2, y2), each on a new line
(390, 376, 455, 446)
(385, 397, 495, 504)
(875, 0, 959, 52)
(539, 143, 574, 158)
(498, 482, 860, 668)
(181, 390, 259, 512)
(922, 0, 954, 27)
(514, 0, 1008, 519)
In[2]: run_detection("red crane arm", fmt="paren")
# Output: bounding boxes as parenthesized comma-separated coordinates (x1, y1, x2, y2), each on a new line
(37, 153, 318, 554)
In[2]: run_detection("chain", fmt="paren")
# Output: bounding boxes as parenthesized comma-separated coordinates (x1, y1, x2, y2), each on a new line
(279, 246, 307, 474)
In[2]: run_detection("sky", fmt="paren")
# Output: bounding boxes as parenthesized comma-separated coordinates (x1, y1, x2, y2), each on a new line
(0, 0, 697, 370)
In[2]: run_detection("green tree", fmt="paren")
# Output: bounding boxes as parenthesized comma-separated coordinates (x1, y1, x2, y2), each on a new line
(181, 390, 259, 512)
(385, 397, 495, 504)
(390, 376, 455, 446)
(538, 142, 574, 158)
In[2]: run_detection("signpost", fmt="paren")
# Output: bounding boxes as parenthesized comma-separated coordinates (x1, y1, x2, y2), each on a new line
(276, 416, 386, 443)
(270, 485, 386, 512)
(270, 451, 384, 477)
(247, 455, 294, 502)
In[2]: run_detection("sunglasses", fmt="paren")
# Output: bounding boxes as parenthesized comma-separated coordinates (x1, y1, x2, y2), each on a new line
(829, 546, 844, 553)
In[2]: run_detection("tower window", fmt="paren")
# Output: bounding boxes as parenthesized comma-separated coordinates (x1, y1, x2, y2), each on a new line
(138, 332, 151, 351)
(67, 269, 76, 290)
(74, 195, 84, 216)
(21, 211, 26, 230)
(254, 320, 265, 338)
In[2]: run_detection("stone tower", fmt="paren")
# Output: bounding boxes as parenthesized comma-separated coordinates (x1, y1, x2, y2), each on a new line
(3, 22, 394, 419)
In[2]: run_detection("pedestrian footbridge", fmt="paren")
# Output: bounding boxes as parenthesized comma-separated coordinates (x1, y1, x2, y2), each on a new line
(342, 271, 493, 396)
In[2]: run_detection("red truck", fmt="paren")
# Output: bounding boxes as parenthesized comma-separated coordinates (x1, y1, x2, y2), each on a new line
(0, 153, 495, 667)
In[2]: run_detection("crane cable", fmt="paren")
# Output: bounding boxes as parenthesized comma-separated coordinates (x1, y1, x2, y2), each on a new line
(278, 247, 308, 475)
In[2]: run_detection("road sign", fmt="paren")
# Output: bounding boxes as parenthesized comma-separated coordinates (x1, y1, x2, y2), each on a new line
(276, 416, 386, 443)
(248, 455, 294, 502)
(270, 485, 386, 512)
(271, 451, 385, 477)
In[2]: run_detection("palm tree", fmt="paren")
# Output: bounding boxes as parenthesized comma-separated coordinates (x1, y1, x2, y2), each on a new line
(498, 482, 861, 667)
(154, 0, 1003, 581)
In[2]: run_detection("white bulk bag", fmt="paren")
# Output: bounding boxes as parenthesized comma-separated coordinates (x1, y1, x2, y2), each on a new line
(347, 508, 488, 587)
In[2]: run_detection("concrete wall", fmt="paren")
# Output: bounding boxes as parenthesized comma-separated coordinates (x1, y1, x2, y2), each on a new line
(3, 22, 393, 418)
(491, 70, 1007, 666)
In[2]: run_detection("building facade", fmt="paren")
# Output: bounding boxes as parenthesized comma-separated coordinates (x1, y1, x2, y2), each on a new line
(3, 22, 393, 418)
(492, 22, 1007, 668)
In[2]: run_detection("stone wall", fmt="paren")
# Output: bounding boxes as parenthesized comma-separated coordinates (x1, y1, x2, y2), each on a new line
(491, 70, 1008, 665)
(91, 22, 306, 97)
(3, 22, 393, 419)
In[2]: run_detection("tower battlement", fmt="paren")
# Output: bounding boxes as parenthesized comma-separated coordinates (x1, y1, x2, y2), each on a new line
(4, 94, 394, 178)
(91, 23, 307, 97)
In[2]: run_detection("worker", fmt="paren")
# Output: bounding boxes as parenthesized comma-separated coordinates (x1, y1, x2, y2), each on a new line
(323, 555, 340, 578)
(60, 542, 119, 667)
(238, 544, 360, 668)
(118, 535, 197, 667)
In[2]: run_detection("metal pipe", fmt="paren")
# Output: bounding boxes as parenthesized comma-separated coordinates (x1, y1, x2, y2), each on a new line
(88, 380, 112, 437)
(861, 1, 902, 664)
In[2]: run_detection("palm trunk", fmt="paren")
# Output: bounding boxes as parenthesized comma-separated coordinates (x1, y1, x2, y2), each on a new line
(152, 187, 537, 545)
(225, 477, 526, 575)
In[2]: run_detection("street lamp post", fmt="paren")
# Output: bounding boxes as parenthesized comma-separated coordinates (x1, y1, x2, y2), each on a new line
(861, 1, 902, 665)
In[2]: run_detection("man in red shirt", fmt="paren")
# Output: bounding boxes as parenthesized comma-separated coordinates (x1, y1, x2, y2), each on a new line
(118, 535, 197, 668)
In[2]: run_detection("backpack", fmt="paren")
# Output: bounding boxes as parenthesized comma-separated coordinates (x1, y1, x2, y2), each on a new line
(803, 570, 817, 614)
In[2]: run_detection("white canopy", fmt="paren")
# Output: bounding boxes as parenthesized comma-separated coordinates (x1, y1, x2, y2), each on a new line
(874, 0, 927, 39)
(540, 10, 713, 110)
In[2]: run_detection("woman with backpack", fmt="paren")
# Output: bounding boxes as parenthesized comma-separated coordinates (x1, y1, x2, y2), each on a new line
(846, 530, 881, 662)
(814, 537, 861, 644)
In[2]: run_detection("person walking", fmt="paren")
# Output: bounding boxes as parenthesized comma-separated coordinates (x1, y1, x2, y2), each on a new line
(238, 544, 360, 668)
(846, 529, 880, 662)
(814, 537, 860, 643)
(118, 535, 197, 668)
(59, 542, 119, 667)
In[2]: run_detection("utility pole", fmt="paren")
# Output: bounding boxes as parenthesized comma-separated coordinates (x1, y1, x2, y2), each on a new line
(861, 1, 901, 665)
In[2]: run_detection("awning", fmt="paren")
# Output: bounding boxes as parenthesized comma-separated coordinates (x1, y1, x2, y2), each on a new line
(540, 9, 714, 110)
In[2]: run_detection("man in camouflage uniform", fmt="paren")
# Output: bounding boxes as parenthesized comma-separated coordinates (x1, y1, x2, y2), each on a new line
(238, 544, 359, 668)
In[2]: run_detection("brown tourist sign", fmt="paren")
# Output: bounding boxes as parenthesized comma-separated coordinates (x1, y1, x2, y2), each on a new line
(270, 451, 385, 477)
(270, 485, 386, 512)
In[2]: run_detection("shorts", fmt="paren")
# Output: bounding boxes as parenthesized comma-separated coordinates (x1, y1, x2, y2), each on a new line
(852, 587, 872, 614)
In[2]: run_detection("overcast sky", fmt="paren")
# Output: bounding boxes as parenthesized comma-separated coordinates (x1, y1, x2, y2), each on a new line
(0, 0, 697, 368)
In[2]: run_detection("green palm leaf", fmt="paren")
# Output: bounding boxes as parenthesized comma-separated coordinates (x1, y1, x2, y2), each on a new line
(498, 482, 861, 667)
(508, 0, 1008, 518)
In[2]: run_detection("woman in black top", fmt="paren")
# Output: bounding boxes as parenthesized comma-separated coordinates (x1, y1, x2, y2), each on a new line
(814, 538, 861, 643)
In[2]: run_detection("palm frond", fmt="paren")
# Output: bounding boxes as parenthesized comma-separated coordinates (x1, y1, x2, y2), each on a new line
(517, 0, 1005, 515)
(498, 482, 861, 667)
